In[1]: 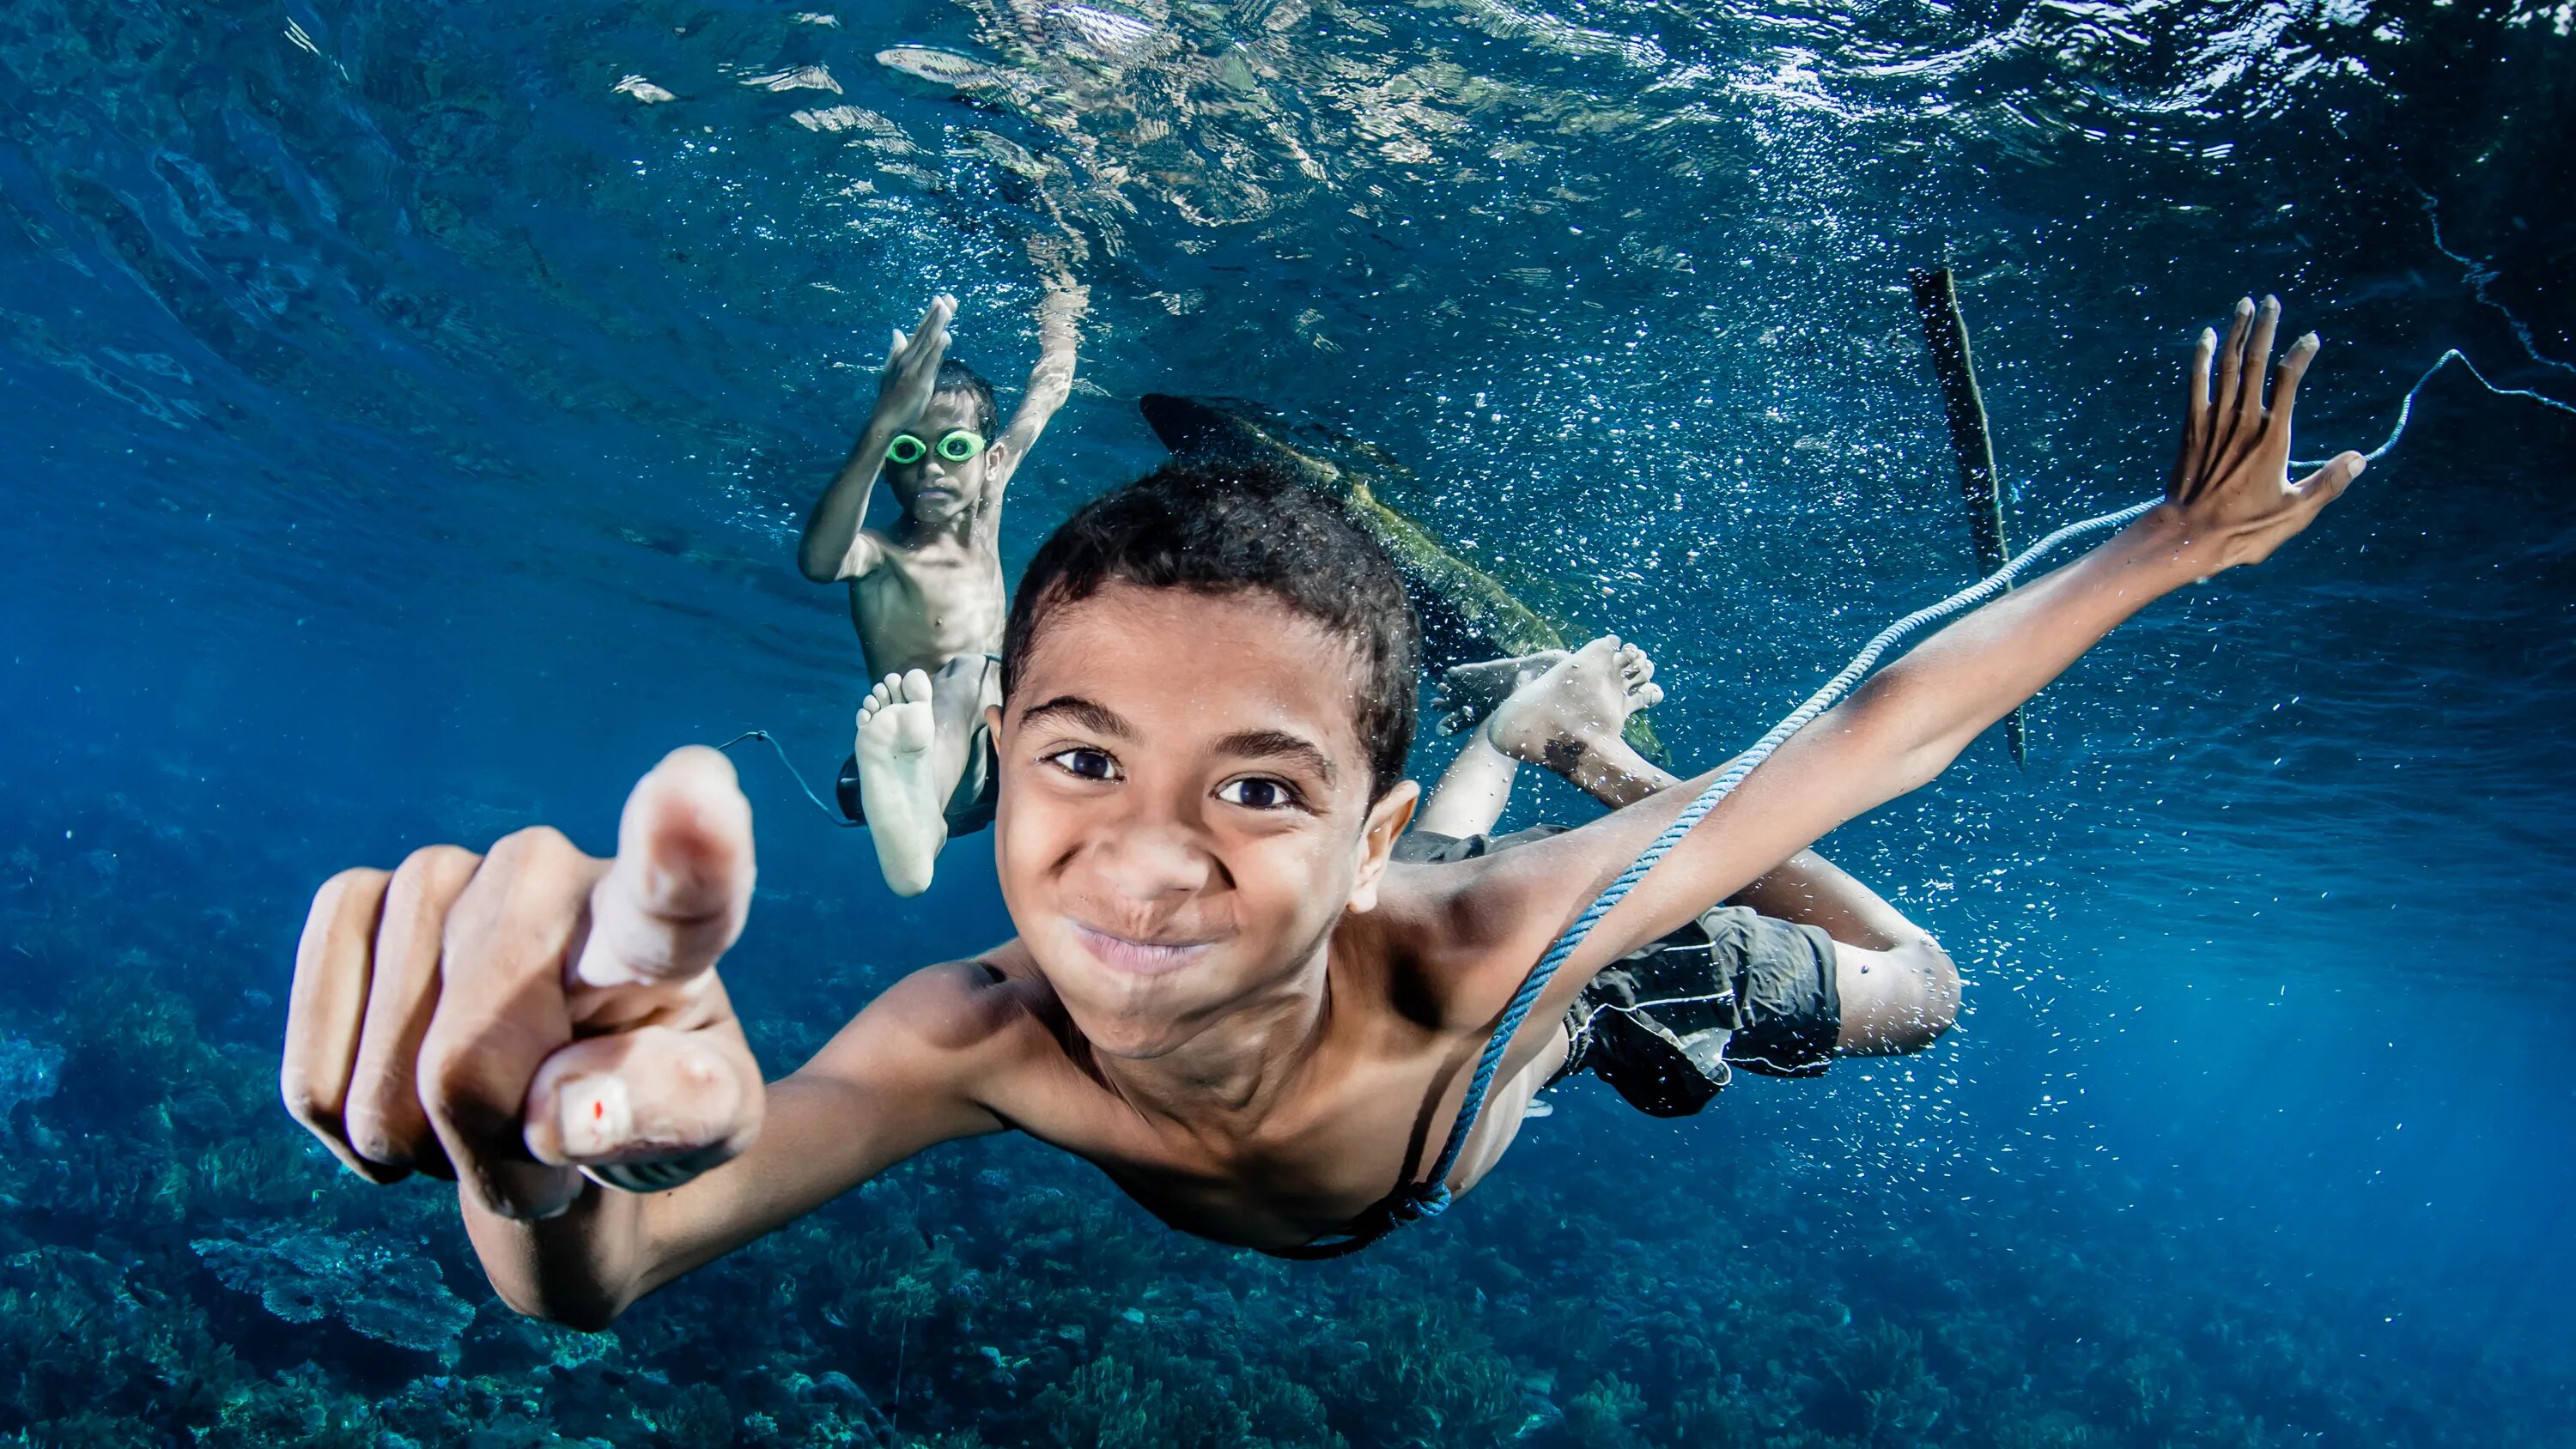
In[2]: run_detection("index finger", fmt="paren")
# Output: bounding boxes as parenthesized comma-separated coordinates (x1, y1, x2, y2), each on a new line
(572, 746, 756, 991)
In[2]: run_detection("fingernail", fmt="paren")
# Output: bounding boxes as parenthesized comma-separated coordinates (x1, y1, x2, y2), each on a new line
(561, 1076, 632, 1157)
(2236, 298, 2253, 314)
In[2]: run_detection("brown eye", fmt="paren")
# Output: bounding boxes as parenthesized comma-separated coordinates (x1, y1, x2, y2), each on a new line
(1217, 777, 1296, 810)
(1046, 748, 1119, 782)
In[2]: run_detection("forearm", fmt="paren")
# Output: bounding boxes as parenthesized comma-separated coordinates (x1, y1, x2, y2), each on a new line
(1416, 726, 1519, 839)
(1727, 850, 1920, 950)
(462, 1181, 652, 1331)
(1487, 512, 2204, 980)
(1557, 734, 1677, 810)
(1832, 506, 2204, 797)
(797, 421, 900, 581)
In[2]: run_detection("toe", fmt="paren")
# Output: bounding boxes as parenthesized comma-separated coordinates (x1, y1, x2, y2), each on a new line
(901, 668, 935, 704)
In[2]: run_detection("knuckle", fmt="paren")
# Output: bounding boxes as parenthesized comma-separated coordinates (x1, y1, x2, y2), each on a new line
(483, 824, 574, 871)
(343, 1104, 411, 1167)
(415, 1041, 485, 1128)
(278, 1072, 337, 1136)
(396, 842, 482, 892)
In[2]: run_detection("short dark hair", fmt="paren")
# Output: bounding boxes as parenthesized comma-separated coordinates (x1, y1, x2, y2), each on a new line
(1003, 461, 1419, 801)
(935, 359, 1000, 437)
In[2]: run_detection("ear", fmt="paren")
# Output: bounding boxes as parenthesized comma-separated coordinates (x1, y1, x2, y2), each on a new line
(1345, 779, 1420, 916)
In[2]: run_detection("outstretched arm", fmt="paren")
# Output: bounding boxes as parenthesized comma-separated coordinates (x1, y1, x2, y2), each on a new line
(471, 964, 1009, 1327)
(799, 296, 957, 583)
(985, 284, 1085, 499)
(1443, 296, 2362, 1043)
(283, 749, 1010, 1331)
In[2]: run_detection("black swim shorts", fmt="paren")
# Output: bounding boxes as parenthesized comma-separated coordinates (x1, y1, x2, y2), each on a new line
(1394, 824, 1842, 1117)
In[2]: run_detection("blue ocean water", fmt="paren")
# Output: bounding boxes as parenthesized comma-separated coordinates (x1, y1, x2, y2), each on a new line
(3, 0, 2573, 1443)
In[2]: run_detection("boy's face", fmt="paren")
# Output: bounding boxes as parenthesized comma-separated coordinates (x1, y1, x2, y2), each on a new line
(991, 583, 1418, 1060)
(887, 391, 998, 525)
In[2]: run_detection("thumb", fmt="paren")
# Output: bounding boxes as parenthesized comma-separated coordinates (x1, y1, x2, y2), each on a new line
(572, 746, 755, 990)
(2293, 450, 2366, 500)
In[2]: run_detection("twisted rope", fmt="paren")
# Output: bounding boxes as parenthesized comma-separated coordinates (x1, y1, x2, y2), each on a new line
(1386, 497, 2165, 1232)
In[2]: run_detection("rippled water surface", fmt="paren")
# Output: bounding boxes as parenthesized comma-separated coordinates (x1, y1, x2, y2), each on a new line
(3, 0, 2573, 1444)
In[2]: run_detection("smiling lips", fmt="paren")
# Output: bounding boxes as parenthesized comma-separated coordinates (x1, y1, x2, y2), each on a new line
(1072, 923, 1217, 977)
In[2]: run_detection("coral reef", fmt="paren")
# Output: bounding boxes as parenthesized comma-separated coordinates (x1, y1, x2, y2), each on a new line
(0, 788, 2569, 1447)
(191, 1222, 477, 1361)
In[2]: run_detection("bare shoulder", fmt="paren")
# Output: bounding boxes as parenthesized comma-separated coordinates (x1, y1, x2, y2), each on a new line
(805, 951, 1059, 1082)
(1370, 828, 1628, 1029)
(835, 526, 902, 583)
(1369, 852, 1568, 1033)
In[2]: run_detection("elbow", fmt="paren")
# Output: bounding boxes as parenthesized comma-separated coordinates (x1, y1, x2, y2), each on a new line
(1888, 934, 1961, 1052)
(1839, 934, 1960, 1058)
(1916, 935, 1960, 1042)
(492, 1275, 629, 1333)
(795, 544, 837, 585)
(1886, 733, 1966, 799)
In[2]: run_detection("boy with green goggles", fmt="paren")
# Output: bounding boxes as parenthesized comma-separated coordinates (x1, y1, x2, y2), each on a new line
(794, 284, 1085, 896)
(884, 427, 987, 466)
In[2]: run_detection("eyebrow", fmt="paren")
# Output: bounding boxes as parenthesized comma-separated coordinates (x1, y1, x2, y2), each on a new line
(1213, 728, 1338, 785)
(1016, 695, 1133, 738)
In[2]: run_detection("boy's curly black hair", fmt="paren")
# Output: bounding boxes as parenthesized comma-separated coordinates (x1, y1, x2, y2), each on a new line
(1001, 460, 1420, 802)
(933, 359, 999, 437)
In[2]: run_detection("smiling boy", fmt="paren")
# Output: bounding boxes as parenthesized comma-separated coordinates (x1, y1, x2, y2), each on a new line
(283, 299, 2358, 1321)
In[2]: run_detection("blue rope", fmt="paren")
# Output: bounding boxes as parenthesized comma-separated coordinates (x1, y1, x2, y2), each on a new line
(1386, 497, 2164, 1230)
(1281, 338, 2576, 1258)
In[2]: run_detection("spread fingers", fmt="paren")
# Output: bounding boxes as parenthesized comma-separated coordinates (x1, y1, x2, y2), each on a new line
(2237, 295, 2281, 422)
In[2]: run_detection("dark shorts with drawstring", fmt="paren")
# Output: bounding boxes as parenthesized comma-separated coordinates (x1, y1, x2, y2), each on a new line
(1393, 824, 1842, 1117)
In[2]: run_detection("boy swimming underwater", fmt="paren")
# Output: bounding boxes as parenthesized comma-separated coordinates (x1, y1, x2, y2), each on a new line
(1408, 638, 1959, 1113)
(798, 288, 1084, 896)
(283, 297, 2358, 1318)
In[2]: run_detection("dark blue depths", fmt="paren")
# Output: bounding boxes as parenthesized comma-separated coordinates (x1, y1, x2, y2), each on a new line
(2, 0, 2573, 1444)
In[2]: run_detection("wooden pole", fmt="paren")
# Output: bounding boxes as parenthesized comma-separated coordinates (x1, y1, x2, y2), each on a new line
(1907, 266, 2028, 765)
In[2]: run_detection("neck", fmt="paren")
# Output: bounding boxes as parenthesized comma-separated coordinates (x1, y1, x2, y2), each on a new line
(1091, 939, 1336, 1137)
(894, 501, 979, 546)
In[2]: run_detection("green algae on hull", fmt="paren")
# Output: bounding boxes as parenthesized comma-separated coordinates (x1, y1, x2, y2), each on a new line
(1139, 392, 1665, 762)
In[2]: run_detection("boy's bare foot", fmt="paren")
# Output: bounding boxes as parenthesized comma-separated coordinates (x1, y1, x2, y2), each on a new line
(1485, 636, 1662, 772)
(1432, 650, 1567, 735)
(855, 670, 948, 897)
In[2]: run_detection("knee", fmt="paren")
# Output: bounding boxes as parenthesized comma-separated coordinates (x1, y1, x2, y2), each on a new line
(1902, 934, 1960, 1041)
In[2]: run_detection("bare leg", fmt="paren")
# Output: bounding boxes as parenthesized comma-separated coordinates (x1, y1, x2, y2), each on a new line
(1485, 635, 1668, 805)
(1482, 638, 1958, 1055)
(1430, 650, 1565, 736)
(1730, 851, 1957, 1054)
(853, 658, 988, 896)
(1728, 850, 1918, 949)
(1414, 723, 1521, 839)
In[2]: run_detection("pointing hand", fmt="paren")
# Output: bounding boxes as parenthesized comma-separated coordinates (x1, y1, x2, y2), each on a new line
(282, 747, 766, 1218)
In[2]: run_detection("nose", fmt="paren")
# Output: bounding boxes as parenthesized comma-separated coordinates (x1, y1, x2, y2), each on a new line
(1085, 819, 1215, 907)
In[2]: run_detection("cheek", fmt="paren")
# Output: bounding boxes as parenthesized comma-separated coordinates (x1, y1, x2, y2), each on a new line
(1227, 832, 1357, 937)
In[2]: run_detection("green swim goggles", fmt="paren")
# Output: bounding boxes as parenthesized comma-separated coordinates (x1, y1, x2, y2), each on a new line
(886, 428, 987, 466)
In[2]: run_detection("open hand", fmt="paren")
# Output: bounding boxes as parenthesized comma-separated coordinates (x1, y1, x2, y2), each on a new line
(2163, 294, 2365, 572)
(875, 294, 957, 430)
(282, 748, 765, 1219)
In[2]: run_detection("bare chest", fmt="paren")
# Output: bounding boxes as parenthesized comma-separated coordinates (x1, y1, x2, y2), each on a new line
(995, 1020, 1570, 1255)
(848, 538, 1006, 675)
